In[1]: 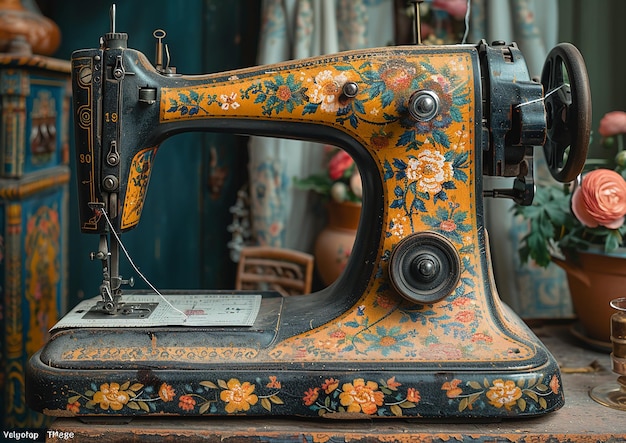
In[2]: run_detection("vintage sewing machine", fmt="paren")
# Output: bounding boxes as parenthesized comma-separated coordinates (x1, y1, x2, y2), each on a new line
(27, 6, 591, 420)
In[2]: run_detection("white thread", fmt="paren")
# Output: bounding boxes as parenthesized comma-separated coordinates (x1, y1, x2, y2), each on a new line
(99, 208, 188, 319)
(515, 83, 568, 109)
(462, 0, 471, 44)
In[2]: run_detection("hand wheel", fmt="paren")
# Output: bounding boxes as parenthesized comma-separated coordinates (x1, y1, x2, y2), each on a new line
(540, 42, 591, 182)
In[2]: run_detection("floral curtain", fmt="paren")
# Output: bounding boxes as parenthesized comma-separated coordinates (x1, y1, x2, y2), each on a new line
(246, 0, 394, 251)
(470, 0, 572, 319)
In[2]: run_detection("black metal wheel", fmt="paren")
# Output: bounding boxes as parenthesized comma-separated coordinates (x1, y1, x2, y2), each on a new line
(541, 42, 591, 182)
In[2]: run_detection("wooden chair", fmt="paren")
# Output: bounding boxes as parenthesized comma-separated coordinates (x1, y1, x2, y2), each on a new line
(235, 246, 314, 296)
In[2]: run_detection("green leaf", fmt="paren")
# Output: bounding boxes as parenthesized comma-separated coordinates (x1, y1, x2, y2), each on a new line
(526, 391, 539, 402)
(261, 398, 271, 411)
(200, 381, 219, 389)
(459, 397, 468, 412)
(390, 404, 403, 416)
(127, 401, 140, 410)
(605, 230, 622, 251)
(539, 397, 548, 409)
(269, 395, 284, 405)
(467, 381, 482, 390)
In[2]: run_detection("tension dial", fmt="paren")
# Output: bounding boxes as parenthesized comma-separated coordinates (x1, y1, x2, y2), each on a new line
(388, 232, 461, 304)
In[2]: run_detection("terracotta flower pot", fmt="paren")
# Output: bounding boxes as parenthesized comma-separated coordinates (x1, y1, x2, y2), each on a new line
(552, 249, 626, 343)
(314, 200, 361, 286)
(0, 0, 61, 55)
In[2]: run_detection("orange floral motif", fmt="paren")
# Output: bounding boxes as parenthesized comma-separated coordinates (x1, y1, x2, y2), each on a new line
(322, 378, 339, 394)
(92, 383, 130, 411)
(376, 295, 397, 309)
(441, 379, 463, 398)
(158, 383, 176, 402)
(485, 379, 522, 410)
(406, 388, 421, 403)
(267, 376, 281, 389)
(179, 395, 196, 411)
(386, 376, 401, 390)
(439, 219, 457, 232)
(276, 85, 292, 101)
(452, 296, 472, 307)
(338, 379, 384, 415)
(330, 329, 346, 339)
(220, 378, 259, 413)
(455, 310, 475, 323)
(550, 374, 560, 395)
(471, 332, 493, 343)
(66, 401, 80, 414)
(303, 387, 320, 406)
(379, 59, 416, 92)
(369, 130, 393, 149)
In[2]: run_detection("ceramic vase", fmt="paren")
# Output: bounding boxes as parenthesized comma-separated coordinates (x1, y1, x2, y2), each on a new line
(552, 248, 626, 344)
(314, 200, 361, 286)
(0, 0, 60, 55)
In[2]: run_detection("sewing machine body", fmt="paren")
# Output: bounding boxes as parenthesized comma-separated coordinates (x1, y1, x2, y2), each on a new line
(26, 22, 590, 419)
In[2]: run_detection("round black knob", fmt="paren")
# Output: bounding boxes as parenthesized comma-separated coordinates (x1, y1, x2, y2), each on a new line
(412, 254, 439, 281)
(388, 232, 461, 304)
(408, 90, 440, 121)
(342, 82, 359, 98)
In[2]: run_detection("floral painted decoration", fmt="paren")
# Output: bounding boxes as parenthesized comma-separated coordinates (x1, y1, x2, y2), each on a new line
(67, 378, 285, 416)
(64, 373, 560, 417)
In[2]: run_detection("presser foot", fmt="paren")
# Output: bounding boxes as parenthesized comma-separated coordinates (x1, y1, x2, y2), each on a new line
(88, 302, 158, 319)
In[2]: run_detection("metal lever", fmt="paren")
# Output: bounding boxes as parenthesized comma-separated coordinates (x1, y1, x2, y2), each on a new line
(153, 29, 177, 75)
(410, 0, 424, 44)
(110, 4, 116, 33)
(483, 148, 535, 206)
(154, 29, 165, 70)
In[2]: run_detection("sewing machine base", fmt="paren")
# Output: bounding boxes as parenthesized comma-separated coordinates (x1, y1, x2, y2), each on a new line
(27, 290, 563, 420)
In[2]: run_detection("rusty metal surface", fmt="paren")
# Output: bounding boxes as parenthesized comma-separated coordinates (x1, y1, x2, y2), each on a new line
(45, 324, 626, 442)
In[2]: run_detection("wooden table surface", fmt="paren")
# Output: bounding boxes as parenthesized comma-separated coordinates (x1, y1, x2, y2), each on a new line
(45, 323, 626, 442)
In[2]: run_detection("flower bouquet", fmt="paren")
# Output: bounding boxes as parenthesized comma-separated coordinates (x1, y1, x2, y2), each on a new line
(515, 111, 626, 267)
(293, 146, 362, 204)
(514, 111, 626, 341)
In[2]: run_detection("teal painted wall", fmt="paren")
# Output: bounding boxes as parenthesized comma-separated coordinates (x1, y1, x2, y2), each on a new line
(558, 0, 626, 157)
(40, 0, 258, 308)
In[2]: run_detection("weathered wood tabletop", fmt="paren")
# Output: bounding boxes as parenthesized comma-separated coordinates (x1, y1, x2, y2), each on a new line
(45, 323, 626, 442)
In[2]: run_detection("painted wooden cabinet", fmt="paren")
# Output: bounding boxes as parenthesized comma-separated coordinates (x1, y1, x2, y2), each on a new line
(0, 54, 70, 428)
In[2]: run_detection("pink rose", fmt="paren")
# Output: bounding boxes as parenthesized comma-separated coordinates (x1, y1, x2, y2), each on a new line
(328, 150, 353, 180)
(571, 169, 626, 229)
(432, 0, 469, 20)
(598, 111, 626, 137)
